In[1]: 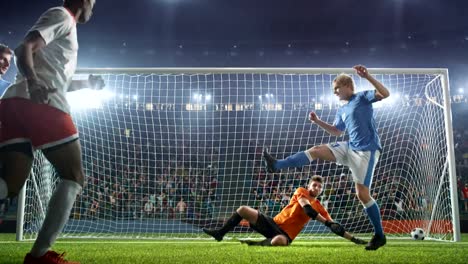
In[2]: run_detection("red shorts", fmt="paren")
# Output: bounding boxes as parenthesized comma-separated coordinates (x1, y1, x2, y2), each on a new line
(0, 97, 78, 150)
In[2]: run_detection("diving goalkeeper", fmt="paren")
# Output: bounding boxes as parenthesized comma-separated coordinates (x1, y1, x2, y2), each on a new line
(203, 175, 366, 246)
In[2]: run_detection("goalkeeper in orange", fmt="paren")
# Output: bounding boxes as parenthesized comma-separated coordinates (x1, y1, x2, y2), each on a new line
(203, 175, 366, 246)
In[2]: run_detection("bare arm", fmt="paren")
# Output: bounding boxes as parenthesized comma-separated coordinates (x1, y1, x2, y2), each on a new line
(68, 75, 105, 92)
(15, 31, 46, 82)
(68, 80, 89, 92)
(309, 112, 344, 137)
(15, 31, 57, 103)
(353, 65, 390, 100)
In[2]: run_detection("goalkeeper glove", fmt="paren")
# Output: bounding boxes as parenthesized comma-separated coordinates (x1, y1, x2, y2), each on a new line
(325, 220, 345, 237)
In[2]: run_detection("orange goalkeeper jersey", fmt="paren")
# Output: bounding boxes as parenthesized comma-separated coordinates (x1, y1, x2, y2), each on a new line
(273, 187, 332, 240)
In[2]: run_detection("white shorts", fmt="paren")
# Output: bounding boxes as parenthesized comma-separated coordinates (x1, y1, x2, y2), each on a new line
(326, 141, 380, 187)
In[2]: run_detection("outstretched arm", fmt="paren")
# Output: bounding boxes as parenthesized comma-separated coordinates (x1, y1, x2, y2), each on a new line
(68, 74, 105, 92)
(353, 65, 390, 100)
(298, 197, 329, 224)
(298, 197, 366, 244)
(309, 112, 344, 137)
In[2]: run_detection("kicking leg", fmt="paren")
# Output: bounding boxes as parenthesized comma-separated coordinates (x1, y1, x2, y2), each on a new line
(263, 145, 336, 173)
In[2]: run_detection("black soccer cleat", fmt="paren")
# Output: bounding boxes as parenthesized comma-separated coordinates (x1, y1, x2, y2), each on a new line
(202, 228, 223, 242)
(262, 149, 280, 173)
(365, 235, 386, 250)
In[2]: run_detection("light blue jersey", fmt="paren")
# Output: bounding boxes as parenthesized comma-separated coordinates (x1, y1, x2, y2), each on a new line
(0, 79, 11, 97)
(333, 90, 382, 151)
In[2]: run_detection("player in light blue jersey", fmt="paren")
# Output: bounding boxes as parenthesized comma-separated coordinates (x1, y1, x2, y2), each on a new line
(0, 44, 13, 96)
(263, 65, 390, 250)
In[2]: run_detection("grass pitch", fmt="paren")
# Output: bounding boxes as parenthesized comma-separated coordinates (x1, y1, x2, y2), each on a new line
(1, 234, 467, 264)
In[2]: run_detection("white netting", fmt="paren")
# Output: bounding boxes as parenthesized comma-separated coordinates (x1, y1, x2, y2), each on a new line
(20, 69, 457, 241)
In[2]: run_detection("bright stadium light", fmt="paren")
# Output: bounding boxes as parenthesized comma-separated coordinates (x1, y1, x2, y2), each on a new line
(458, 88, 464, 94)
(205, 94, 212, 101)
(193, 93, 204, 102)
(67, 89, 115, 111)
(133, 95, 138, 100)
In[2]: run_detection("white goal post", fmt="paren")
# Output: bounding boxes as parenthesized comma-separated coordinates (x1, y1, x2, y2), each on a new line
(17, 68, 460, 242)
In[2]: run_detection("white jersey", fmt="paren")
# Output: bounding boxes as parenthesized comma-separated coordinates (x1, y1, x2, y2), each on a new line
(2, 7, 78, 114)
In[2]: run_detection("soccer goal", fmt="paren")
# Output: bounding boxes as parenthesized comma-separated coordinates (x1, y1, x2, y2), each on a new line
(17, 68, 460, 242)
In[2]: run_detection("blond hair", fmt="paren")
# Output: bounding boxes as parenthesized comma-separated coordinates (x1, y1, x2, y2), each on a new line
(333, 73, 355, 91)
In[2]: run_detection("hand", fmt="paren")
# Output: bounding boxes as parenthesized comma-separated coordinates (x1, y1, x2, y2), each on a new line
(353, 65, 369, 78)
(309, 112, 320, 123)
(325, 220, 345, 237)
(27, 78, 57, 104)
(88, 74, 105, 90)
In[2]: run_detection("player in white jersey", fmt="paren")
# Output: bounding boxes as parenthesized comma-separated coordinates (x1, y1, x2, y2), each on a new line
(0, 1, 101, 263)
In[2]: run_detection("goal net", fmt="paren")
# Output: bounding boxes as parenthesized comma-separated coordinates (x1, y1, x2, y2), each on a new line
(18, 68, 460, 241)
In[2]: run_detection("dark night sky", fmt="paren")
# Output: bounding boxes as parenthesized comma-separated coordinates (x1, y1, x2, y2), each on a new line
(1, 0, 467, 88)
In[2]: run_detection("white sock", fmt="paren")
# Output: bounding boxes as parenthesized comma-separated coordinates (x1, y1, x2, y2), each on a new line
(304, 151, 314, 162)
(362, 199, 376, 209)
(0, 178, 8, 200)
(30, 179, 82, 257)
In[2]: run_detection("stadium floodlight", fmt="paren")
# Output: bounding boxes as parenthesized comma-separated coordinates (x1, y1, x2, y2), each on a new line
(458, 88, 464, 94)
(132, 95, 138, 100)
(385, 92, 400, 106)
(205, 94, 212, 102)
(67, 88, 115, 111)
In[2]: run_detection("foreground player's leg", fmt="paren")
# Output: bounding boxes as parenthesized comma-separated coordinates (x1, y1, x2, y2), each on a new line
(0, 148, 34, 199)
(28, 140, 84, 261)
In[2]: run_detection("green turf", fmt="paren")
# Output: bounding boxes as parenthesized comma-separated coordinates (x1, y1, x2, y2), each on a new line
(1, 234, 467, 264)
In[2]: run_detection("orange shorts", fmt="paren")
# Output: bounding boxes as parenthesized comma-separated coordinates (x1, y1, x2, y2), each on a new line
(0, 97, 78, 150)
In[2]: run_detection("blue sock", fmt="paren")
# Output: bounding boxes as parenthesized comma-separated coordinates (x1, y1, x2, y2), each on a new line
(274, 151, 311, 170)
(364, 200, 384, 237)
